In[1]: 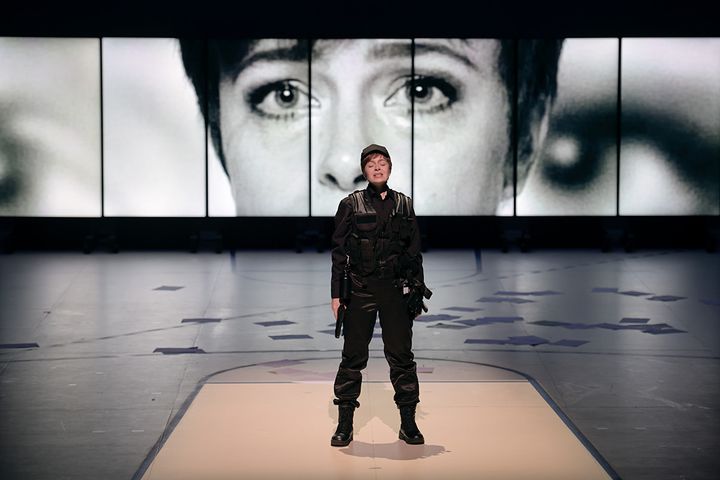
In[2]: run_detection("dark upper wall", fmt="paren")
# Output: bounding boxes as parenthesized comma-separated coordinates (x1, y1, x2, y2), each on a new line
(1, 1, 717, 251)
(1, 1, 718, 38)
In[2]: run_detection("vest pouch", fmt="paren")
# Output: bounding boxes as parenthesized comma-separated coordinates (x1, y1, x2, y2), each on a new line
(354, 213, 377, 232)
(359, 238, 375, 273)
(397, 215, 411, 238)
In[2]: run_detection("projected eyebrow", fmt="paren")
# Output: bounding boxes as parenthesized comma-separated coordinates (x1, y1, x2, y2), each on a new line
(415, 42, 477, 70)
(230, 43, 309, 79)
(367, 41, 477, 70)
(367, 41, 412, 59)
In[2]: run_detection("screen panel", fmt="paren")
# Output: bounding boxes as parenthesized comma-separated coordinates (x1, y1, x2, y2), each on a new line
(207, 124, 235, 217)
(619, 38, 720, 215)
(103, 38, 206, 217)
(0, 37, 101, 217)
(310, 39, 412, 217)
(4, 36, 717, 219)
(196, 39, 311, 217)
(517, 38, 618, 216)
(412, 38, 513, 216)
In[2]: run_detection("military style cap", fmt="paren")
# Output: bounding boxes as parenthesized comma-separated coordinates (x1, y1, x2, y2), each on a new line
(360, 144, 391, 170)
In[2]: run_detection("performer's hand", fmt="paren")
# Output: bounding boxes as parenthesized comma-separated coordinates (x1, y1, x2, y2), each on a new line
(331, 298, 341, 320)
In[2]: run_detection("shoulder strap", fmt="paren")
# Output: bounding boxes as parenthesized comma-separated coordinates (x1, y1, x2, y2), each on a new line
(349, 190, 375, 215)
(392, 191, 412, 217)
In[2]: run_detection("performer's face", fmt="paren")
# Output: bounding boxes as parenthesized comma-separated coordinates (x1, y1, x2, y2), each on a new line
(363, 154, 391, 189)
(218, 39, 512, 215)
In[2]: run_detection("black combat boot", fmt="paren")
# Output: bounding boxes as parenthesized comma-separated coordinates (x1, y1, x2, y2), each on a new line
(331, 404, 355, 447)
(398, 404, 424, 445)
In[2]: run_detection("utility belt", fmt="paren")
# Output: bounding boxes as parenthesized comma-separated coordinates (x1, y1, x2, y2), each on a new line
(372, 263, 396, 279)
(348, 275, 400, 296)
(350, 261, 396, 282)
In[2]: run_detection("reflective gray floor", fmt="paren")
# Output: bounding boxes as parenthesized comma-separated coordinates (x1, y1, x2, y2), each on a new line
(0, 249, 718, 480)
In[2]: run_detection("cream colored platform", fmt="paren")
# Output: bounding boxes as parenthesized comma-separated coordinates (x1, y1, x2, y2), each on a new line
(139, 359, 613, 480)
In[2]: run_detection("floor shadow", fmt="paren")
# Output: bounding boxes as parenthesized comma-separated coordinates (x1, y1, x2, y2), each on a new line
(338, 440, 447, 460)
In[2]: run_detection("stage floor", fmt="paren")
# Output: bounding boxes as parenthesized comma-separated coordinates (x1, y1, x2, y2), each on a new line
(139, 359, 612, 480)
(0, 248, 718, 479)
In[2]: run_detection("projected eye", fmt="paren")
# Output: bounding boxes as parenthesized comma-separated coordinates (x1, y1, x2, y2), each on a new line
(622, 110, 719, 195)
(384, 74, 458, 114)
(539, 108, 617, 190)
(246, 79, 318, 120)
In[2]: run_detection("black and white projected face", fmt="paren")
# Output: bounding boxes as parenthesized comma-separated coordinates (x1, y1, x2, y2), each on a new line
(2, 37, 719, 218)
(310, 39, 412, 216)
(102, 38, 206, 217)
(620, 38, 720, 215)
(0, 37, 101, 217)
(214, 39, 311, 216)
(517, 38, 619, 216)
(412, 39, 512, 215)
(214, 39, 512, 216)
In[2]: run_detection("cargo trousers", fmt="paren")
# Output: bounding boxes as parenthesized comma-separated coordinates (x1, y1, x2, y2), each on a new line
(333, 276, 419, 408)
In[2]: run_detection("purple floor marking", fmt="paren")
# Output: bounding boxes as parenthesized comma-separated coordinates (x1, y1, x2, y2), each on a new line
(254, 320, 296, 327)
(476, 297, 535, 304)
(507, 336, 550, 346)
(181, 318, 222, 324)
(415, 314, 462, 322)
(464, 336, 550, 346)
(530, 320, 686, 335)
(647, 295, 687, 302)
(618, 290, 653, 296)
(550, 339, 589, 347)
(620, 318, 650, 324)
(0, 343, 39, 349)
(456, 316, 523, 326)
(529, 320, 594, 329)
(427, 322, 471, 329)
(153, 347, 205, 354)
(464, 339, 509, 345)
(641, 325, 687, 334)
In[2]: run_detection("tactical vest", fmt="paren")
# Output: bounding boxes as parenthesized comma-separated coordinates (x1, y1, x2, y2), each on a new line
(345, 189, 415, 278)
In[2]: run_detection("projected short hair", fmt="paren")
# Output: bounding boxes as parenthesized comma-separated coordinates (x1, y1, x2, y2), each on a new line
(179, 39, 564, 185)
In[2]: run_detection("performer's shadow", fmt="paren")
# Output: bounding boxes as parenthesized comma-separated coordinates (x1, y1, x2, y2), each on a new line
(337, 441, 447, 460)
(328, 383, 447, 460)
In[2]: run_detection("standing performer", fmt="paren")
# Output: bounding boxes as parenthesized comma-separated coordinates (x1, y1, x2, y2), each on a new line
(330, 143, 431, 447)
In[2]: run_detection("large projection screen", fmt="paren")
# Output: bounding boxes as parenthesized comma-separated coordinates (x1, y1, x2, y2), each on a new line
(194, 39, 311, 217)
(0, 37, 101, 217)
(103, 38, 206, 217)
(310, 39, 412, 217)
(517, 38, 619, 216)
(412, 39, 512, 216)
(1, 36, 718, 218)
(619, 38, 720, 215)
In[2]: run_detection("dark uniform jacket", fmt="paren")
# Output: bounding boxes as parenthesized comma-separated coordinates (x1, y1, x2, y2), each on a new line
(331, 183, 423, 298)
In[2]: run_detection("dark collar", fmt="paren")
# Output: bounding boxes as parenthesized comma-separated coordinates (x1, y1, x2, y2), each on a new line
(365, 183, 391, 200)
